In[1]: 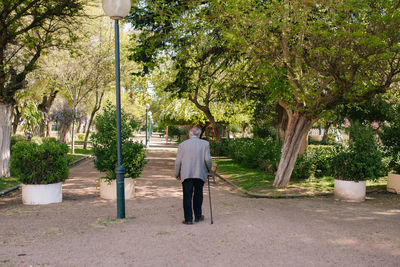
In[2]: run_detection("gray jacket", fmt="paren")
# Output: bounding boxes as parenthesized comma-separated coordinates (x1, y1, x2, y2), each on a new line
(175, 136, 212, 183)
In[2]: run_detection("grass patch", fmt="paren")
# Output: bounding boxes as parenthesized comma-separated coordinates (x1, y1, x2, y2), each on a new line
(293, 176, 335, 191)
(72, 147, 93, 155)
(68, 146, 93, 162)
(213, 157, 388, 196)
(0, 176, 20, 191)
(214, 158, 275, 191)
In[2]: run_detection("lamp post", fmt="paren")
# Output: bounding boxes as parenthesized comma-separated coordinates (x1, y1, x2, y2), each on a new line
(102, 0, 131, 219)
(145, 103, 150, 147)
(148, 111, 152, 145)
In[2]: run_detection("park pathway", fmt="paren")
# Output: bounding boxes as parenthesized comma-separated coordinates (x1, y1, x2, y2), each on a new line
(1, 135, 400, 266)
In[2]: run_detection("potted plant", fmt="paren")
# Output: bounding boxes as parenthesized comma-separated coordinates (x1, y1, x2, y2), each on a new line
(91, 102, 147, 200)
(332, 122, 386, 202)
(386, 160, 400, 194)
(10, 138, 70, 205)
(379, 113, 400, 194)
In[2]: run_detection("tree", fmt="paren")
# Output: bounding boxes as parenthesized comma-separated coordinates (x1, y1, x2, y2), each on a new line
(128, 1, 240, 142)
(0, 0, 85, 177)
(216, 0, 400, 187)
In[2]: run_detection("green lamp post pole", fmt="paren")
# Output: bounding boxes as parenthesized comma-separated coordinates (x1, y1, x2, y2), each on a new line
(102, 0, 131, 219)
(145, 104, 150, 147)
(148, 111, 152, 145)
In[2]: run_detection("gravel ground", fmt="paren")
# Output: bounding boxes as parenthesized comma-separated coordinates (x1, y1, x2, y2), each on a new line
(1, 136, 400, 267)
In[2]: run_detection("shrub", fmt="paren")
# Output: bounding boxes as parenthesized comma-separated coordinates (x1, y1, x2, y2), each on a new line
(10, 135, 26, 151)
(226, 137, 282, 173)
(210, 139, 229, 157)
(252, 126, 276, 139)
(307, 145, 336, 178)
(91, 102, 147, 181)
(167, 125, 186, 141)
(10, 139, 70, 184)
(31, 136, 43, 145)
(379, 114, 400, 173)
(291, 154, 313, 180)
(332, 122, 386, 182)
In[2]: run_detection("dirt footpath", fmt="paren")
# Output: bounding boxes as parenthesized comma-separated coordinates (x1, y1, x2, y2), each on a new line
(1, 136, 400, 267)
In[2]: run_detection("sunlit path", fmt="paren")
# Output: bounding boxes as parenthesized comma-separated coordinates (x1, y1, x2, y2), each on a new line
(0, 135, 399, 266)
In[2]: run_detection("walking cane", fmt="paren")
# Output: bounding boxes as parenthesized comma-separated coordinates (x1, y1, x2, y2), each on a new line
(207, 174, 213, 224)
(208, 164, 217, 224)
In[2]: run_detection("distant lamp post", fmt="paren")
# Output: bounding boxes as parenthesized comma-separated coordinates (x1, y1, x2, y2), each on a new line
(145, 104, 150, 147)
(148, 112, 153, 140)
(148, 111, 153, 146)
(102, 0, 131, 219)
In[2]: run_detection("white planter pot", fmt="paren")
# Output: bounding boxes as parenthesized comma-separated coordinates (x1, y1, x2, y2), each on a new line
(22, 182, 62, 205)
(334, 179, 366, 202)
(99, 178, 135, 200)
(310, 135, 323, 142)
(387, 173, 400, 194)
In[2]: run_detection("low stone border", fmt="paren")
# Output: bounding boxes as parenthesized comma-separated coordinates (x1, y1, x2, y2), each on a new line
(0, 184, 21, 197)
(216, 173, 386, 198)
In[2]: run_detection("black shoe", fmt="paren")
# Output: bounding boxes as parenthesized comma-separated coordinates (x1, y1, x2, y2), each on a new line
(182, 220, 193, 225)
(195, 215, 204, 223)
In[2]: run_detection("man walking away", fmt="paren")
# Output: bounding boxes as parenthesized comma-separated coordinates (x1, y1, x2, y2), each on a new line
(175, 127, 212, 225)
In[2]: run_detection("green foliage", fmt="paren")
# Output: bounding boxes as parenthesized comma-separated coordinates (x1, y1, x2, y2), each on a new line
(31, 136, 43, 145)
(10, 139, 70, 184)
(307, 145, 336, 178)
(210, 139, 230, 157)
(76, 133, 86, 141)
(91, 102, 147, 181)
(0, 0, 85, 105)
(10, 135, 26, 151)
(0, 176, 20, 192)
(21, 102, 43, 135)
(221, 137, 282, 173)
(332, 122, 386, 182)
(291, 154, 314, 181)
(379, 105, 400, 173)
(167, 125, 187, 140)
(252, 125, 276, 139)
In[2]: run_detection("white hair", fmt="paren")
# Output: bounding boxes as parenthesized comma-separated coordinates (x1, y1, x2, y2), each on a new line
(189, 127, 201, 137)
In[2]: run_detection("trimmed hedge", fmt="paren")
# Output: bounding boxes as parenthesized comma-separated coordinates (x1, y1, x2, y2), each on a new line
(211, 138, 341, 180)
(211, 137, 282, 174)
(10, 138, 70, 184)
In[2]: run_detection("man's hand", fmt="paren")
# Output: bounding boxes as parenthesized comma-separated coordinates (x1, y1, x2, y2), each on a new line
(176, 177, 181, 181)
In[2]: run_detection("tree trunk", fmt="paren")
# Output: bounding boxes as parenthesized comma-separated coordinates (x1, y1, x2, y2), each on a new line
(38, 90, 58, 137)
(83, 110, 95, 150)
(273, 111, 314, 188)
(188, 94, 221, 143)
(46, 122, 50, 137)
(71, 120, 75, 154)
(39, 119, 47, 137)
(76, 120, 82, 133)
(322, 122, 331, 143)
(210, 120, 221, 143)
(0, 103, 13, 177)
(298, 132, 309, 155)
(83, 91, 104, 149)
(58, 122, 71, 143)
(12, 106, 21, 135)
(201, 109, 221, 142)
(276, 104, 289, 142)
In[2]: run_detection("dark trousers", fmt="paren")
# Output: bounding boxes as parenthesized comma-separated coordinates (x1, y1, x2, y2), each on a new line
(182, 178, 204, 222)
